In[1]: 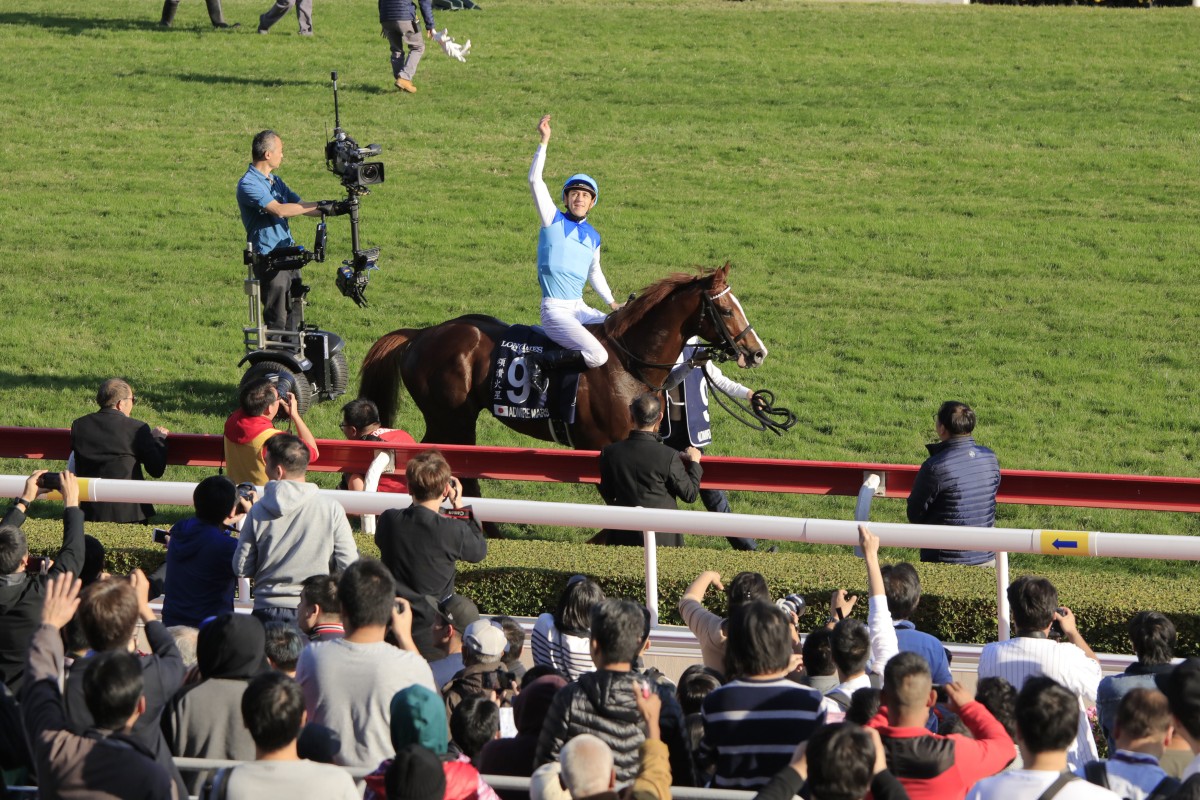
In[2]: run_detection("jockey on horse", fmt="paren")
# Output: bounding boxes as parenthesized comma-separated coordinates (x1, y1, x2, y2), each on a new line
(525, 114, 623, 393)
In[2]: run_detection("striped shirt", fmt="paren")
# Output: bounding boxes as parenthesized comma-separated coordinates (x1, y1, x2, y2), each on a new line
(977, 636, 1102, 769)
(700, 677, 826, 789)
(530, 614, 596, 680)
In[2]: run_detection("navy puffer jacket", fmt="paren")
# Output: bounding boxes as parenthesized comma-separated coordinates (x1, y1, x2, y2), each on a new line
(379, 0, 433, 26)
(907, 436, 1000, 565)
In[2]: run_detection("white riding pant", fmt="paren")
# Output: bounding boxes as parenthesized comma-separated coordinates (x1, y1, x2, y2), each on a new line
(540, 297, 610, 368)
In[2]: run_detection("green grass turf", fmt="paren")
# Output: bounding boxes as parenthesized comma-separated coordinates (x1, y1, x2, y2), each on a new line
(1, 0, 1199, 581)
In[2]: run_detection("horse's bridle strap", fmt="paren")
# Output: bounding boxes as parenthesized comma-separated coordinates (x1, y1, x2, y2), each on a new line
(702, 288, 752, 360)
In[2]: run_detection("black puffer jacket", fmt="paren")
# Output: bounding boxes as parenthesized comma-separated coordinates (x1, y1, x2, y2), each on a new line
(534, 669, 695, 786)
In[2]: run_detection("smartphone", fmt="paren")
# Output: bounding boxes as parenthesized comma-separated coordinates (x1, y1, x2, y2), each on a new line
(236, 483, 255, 502)
(36, 473, 62, 492)
(152, 528, 170, 546)
(26, 556, 49, 575)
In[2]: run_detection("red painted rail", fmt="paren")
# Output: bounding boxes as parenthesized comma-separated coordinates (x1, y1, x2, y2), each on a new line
(2, 427, 1198, 512)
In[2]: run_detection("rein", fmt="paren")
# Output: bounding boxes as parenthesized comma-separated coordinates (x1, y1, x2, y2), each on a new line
(605, 335, 677, 392)
(607, 282, 749, 391)
(693, 349, 798, 436)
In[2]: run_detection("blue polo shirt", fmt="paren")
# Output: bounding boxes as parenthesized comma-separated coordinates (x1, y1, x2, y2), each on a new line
(236, 164, 301, 255)
(894, 620, 954, 685)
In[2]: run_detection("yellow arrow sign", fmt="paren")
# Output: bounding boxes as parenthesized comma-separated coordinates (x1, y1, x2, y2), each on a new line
(1038, 530, 1089, 556)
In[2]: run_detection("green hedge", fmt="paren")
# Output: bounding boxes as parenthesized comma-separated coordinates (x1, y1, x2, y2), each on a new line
(20, 520, 1200, 656)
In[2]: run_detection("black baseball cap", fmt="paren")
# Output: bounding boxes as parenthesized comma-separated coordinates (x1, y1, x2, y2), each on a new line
(438, 594, 480, 631)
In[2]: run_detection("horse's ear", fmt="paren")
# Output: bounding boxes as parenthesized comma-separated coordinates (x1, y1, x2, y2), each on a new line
(712, 262, 730, 288)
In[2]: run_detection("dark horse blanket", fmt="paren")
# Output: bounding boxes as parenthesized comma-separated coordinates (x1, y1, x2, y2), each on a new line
(488, 325, 581, 423)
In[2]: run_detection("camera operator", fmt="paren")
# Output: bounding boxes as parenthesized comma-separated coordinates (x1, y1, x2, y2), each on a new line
(236, 129, 348, 334)
(0, 470, 85, 692)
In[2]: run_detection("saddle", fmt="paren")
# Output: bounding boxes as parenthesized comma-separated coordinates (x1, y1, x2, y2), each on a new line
(488, 325, 581, 425)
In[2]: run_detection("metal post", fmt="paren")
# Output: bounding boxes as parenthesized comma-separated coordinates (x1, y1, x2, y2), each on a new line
(643, 528, 659, 627)
(996, 551, 1011, 641)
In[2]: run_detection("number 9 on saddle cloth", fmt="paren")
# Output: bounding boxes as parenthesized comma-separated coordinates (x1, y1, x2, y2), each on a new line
(490, 326, 582, 426)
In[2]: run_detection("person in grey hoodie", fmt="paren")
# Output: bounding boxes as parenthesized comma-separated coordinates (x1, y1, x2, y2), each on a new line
(233, 434, 358, 624)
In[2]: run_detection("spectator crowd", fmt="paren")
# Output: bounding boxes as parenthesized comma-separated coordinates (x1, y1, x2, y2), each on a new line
(2, 388, 1199, 800)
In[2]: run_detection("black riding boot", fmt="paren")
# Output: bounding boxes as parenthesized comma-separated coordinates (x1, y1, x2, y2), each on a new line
(206, 0, 240, 27)
(159, 0, 179, 26)
(529, 349, 587, 394)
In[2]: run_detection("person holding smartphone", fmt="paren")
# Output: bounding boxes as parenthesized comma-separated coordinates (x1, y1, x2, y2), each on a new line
(0, 470, 86, 692)
(161, 476, 253, 628)
(374, 449, 487, 605)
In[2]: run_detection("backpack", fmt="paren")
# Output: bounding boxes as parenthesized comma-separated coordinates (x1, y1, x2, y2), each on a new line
(1082, 759, 1181, 800)
(825, 689, 852, 711)
(1037, 771, 1079, 800)
(203, 766, 232, 800)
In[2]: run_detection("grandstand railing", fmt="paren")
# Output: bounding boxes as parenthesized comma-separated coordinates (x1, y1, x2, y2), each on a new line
(3, 426, 1200, 512)
(3, 474, 1197, 642)
(3, 759, 758, 800)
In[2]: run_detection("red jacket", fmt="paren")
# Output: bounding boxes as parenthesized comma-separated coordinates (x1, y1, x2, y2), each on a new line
(365, 427, 415, 494)
(868, 700, 1015, 800)
(222, 409, 317, 486)
(363, 755, 498, 800)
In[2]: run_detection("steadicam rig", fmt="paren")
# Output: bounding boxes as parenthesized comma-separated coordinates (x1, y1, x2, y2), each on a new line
(324, 70, 383, 308)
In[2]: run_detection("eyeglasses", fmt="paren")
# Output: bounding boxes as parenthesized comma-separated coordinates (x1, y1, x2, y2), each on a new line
(126, 396, 138, 406)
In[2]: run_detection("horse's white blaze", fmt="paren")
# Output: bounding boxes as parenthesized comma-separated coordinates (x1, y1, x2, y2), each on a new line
(728, 291, 768, 364)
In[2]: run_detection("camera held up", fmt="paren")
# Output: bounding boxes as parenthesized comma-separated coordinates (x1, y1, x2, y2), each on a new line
(776, 593, 806, 622)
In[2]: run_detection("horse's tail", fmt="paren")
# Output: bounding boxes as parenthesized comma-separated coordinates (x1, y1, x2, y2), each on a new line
(358, 328, 418, 427)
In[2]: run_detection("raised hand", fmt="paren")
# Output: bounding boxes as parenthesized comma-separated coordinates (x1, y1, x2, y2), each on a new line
(42, 572, 82, 630)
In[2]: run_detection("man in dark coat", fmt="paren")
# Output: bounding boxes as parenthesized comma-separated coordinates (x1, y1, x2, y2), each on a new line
(375, 448, 486, 604)
(63, 569, 187, 796)
(906, 400, 1000, 566)
(70, 378, 169, 524)
(599, 392, 702, 547)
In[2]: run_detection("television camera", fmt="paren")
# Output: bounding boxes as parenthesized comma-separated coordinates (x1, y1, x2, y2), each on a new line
(237, 71, 385, 416)
(325, 69, 383, 309)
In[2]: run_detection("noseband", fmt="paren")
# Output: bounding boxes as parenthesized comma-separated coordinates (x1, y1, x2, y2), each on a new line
(702, 286, 756, 363)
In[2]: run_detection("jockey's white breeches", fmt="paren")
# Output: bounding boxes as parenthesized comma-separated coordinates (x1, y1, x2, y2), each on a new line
(540, 298, 610, 368)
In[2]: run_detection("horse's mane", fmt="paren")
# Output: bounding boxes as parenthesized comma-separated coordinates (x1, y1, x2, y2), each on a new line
(604, 267, 724, 340)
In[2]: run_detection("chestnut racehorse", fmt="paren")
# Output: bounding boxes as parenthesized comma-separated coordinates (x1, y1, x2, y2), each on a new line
(358, 264, 768, 495)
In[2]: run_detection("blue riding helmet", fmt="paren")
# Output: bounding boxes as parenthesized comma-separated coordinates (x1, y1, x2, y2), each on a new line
(562, 174, 598, 205)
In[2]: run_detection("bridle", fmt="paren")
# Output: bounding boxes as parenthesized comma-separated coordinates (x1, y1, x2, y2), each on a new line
(607, 280, 796, 434)
(607, 283, 751, 390)
(700, 285, 757, 365)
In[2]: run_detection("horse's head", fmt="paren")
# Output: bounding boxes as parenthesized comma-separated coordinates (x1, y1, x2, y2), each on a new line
(698, 263, 768, 368)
